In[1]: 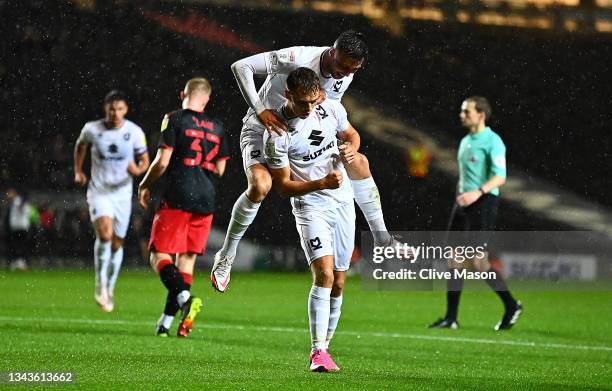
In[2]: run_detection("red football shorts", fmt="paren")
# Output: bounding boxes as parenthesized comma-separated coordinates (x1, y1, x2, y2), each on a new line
(148, 206, 213, 254)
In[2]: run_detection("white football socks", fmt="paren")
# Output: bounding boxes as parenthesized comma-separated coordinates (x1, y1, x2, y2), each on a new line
(107, 247, 123, 295)
(325, 295, 343, 350)
(94, 238, 111, 288)
(177, 290, 191, 307)
(220, 193, 261, 257)
(157, 314, 174, 330)
(351, 177, 392, 246)
(308, 285, 331, 352)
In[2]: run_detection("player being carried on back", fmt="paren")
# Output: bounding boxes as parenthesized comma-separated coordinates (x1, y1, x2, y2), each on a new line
(264, 67, 360, 372)
(212, 30, 398, 292)
(138, 78, 230, 337)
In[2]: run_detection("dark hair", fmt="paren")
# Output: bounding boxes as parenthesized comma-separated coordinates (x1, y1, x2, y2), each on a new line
(334, 30, 368, 60)
(286, 67, 320, 96)
(466, 96, 492, 120)
(103, 90, 128, 105)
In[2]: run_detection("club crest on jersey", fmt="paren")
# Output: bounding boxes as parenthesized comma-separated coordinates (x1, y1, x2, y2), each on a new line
(332, 80, 343, 93)
(308, 130, 324, 146)
(315, 105, 328, 119)
(123, 133, 131, 141)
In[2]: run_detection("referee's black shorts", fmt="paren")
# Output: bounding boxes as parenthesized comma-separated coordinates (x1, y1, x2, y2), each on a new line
(448, 194, 499, 246)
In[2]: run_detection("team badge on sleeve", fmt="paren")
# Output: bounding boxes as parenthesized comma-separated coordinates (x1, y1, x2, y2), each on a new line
(160, 116, 169, 132)
(494, 155, 506, 169)
(265, 140, 276, 158)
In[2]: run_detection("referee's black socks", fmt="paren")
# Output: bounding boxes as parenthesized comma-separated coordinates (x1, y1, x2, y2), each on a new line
(484, 268, 517, 309)
(445, 272, 464, 321)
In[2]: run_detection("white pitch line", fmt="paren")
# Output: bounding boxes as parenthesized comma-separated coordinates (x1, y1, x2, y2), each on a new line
(1, 316, 611, 353)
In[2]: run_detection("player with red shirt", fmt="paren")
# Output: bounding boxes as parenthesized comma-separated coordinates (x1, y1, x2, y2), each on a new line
(138, 78, 229, 337)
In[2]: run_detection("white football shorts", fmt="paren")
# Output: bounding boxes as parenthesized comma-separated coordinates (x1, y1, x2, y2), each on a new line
(240, 126, 267, 173)
(294, 202, 356, 271)
(86, 184, 132, 238)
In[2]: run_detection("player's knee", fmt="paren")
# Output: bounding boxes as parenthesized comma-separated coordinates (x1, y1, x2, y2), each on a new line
(355, 153, 370, 172)
(98, 229, 113, 242)
(346, 153, 371, 180)
(247, 175, 272, 202)
(449, 259, 464, 270)
(331, 279, 345, 296)
(149, 255, 158, 271)
(472, 258, 490, 272)
(111, 237, 123, 252)
(313, 268, 334, 287)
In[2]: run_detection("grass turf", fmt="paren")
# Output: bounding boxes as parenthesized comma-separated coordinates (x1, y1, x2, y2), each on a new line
(0, 270, 611, 390)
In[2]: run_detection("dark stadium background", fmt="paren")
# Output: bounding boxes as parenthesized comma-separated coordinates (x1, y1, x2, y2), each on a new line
(1, 0, 611, 268)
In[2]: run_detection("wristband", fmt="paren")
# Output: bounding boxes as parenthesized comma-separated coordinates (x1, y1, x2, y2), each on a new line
(478, 186, 486, 195)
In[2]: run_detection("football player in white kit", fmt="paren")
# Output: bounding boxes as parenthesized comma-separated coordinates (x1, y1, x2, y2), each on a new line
(264, 68, 359, 372)
(74, 90, 150, 312)
(212, 31, 395, 292)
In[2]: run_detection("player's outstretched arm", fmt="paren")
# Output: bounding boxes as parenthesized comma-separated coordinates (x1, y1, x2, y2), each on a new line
(73, 141, 89, 186)
(231, 53, 270, 116)
(138, 148, 172, 209)
(268, 166, 342, 198)
(231, 53, 287, 134)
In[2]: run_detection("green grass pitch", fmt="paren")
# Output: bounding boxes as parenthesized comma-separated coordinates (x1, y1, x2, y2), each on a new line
(1, 270, 611, 390)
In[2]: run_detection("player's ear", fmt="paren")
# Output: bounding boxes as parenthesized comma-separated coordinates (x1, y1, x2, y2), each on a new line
(179, 91, 186, 100)
(284, 89, 290, 100)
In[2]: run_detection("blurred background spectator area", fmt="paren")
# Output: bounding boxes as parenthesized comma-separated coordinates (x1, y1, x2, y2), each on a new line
(1, 0, 610, 264)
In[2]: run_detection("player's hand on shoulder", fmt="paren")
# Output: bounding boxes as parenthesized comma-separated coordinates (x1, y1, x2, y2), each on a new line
(74, 172, 87, 186)
(338, 142, 356, 164)
(258, 109, 287, 136)
(138, 187, 151, 210)
(322, 170, 343, 189)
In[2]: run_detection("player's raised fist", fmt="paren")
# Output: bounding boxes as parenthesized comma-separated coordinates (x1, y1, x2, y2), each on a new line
(258, 109, 287, 136)
(74, 172, 88, 186)
(322, 170, 343, 189)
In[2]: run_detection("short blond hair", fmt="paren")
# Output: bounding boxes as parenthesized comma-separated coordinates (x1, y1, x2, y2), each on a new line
(184, 77, 212, 96)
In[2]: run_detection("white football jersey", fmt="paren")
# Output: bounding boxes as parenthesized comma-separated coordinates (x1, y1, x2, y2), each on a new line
(264, 99, 354, 211)
(243, 46, 353, 126)
(77, 119, 147, 192)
